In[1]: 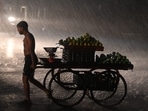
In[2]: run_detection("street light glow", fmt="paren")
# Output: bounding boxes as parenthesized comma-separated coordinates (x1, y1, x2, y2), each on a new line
(8, 16, 16, 22)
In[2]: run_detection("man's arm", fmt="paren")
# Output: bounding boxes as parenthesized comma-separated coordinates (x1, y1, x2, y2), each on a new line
(26, 36, 36, 69)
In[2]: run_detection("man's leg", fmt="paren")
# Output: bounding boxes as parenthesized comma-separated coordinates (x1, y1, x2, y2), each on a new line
(22, 74, 31, 101)
(29, 76, 49, 95)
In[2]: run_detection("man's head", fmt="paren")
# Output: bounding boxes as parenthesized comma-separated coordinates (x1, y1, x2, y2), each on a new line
(16, 21, 28, 34)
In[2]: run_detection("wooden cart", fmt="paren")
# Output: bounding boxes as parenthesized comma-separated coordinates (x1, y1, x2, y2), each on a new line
(36, 46, 134, 108)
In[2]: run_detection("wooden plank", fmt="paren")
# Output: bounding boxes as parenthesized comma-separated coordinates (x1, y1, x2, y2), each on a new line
(37, 58, 134, 70)
(64, 46, 104, 51)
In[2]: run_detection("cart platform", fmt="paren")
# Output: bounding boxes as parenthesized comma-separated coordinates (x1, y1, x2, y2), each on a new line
(37, 58, 134, 70)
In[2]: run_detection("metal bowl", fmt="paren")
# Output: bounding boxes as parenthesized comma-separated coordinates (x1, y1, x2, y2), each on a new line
(43, 47, 57, 53)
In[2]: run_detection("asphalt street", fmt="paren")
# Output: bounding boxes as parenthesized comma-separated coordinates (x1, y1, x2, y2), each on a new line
(0, 67, 148, 111)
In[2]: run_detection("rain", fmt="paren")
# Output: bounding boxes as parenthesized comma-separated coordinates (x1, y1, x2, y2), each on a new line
(0, 0, 148, 111)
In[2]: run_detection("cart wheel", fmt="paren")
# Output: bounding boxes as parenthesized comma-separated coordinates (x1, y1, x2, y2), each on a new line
(90, 70, 127, 108)
(48, 69, 86, 107)
(43, 68, 60, 88)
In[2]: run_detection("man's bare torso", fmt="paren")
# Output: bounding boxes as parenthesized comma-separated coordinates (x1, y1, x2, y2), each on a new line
(23, 33, 35, 56)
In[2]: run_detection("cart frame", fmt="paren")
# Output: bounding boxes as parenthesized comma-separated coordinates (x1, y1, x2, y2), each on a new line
(36, 61, 133, 108)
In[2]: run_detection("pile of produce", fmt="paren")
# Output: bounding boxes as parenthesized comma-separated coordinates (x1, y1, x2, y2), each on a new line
(96, 52, 132, 65)
(58, 33, 103, 47)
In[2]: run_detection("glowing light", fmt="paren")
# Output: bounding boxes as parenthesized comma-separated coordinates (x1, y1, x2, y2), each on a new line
(6, 39, 14, 58)
(8, 16, 16, 22)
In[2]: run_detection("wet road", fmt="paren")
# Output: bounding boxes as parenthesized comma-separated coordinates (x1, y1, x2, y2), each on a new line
(0, 65, 148, 111)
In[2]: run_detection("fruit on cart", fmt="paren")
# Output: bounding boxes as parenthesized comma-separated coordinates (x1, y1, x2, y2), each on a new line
(96, 52, 132, 65)
(58, 33, 103, 47)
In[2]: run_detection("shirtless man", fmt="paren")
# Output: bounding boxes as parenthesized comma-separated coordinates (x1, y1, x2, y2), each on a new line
(16, 21, 49, 104)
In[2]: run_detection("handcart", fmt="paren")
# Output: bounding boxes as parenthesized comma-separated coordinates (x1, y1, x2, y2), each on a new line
(36, 46, 134, 108)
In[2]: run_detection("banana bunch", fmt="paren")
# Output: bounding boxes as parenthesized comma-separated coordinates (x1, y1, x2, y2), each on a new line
(96, 52, 132, 65)
(58, 33, 103, 47)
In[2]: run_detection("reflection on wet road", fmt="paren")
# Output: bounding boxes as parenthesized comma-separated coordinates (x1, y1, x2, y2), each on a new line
(6, 38, 14, 58)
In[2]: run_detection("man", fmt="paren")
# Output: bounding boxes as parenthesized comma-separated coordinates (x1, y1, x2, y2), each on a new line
(16, 21, 49, 105)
